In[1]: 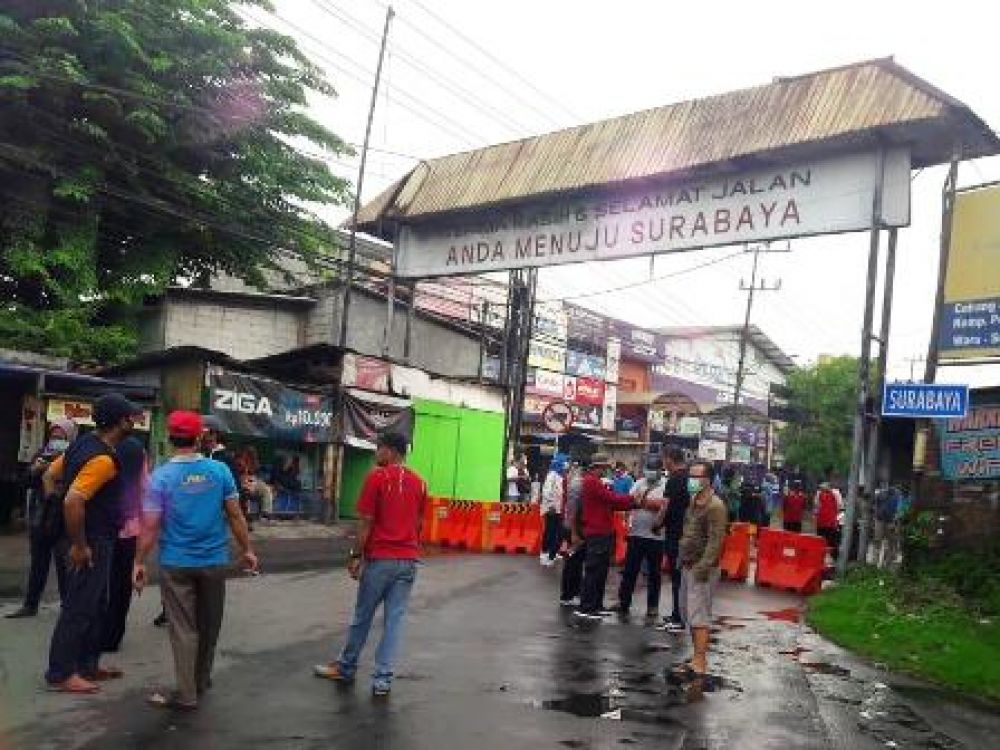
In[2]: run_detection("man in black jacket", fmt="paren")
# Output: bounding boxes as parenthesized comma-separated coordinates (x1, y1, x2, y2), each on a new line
(656, 448, 690, 632)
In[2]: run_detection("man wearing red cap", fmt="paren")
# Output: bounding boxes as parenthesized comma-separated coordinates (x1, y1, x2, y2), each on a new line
(133, 411, 258, 710)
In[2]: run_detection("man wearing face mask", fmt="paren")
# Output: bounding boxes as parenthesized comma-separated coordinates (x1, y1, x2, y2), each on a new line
(42, 393, 141, 694)
(6, 419, 78, 619)
(675, 460, 727, 684)
(616, 455, 668, 620)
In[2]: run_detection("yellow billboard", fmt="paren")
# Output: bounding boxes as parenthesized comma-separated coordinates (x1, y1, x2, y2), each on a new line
(939, 184, 1000, 359)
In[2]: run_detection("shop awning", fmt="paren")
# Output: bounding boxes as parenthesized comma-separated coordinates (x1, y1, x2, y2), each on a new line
(0, 362, 157, 400)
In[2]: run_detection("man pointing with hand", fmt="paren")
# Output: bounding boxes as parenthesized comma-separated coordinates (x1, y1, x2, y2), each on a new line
(133, 411, 257, 710)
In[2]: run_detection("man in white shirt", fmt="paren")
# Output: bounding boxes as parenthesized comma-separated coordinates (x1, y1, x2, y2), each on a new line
(539, 453, 568, 566)
(616, 455, 668, 620)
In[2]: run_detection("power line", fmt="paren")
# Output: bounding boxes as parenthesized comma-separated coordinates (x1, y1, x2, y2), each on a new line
(399, 0, 582, 125)
(308, 0, 536, 138)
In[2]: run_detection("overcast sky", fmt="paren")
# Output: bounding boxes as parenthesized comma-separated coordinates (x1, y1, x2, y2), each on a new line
(261, 0, 1000, 385)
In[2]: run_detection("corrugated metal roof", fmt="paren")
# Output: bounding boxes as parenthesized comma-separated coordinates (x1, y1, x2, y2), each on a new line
(658, 325, 798, 374)
(356, 58, 998, 229)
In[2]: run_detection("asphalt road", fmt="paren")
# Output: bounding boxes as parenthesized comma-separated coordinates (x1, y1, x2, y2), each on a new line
(1, 554, 996, 749)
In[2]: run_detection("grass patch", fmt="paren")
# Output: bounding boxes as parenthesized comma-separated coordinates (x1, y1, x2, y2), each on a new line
(807, 566, 1000, 701)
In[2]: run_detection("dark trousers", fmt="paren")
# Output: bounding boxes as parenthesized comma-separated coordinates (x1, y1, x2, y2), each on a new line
(560, 542, 585, 601)
(102, 536, 137, 653)
(784, 521, 803, 533)
(542, 513, 563, 559)
(664, 548, 683, 621)
(161, 566, 227, 704)
(46, 536, 114, 682)
(818, 527, 840, 559)
(618, 537, 664, 612)
(24, 526, 67, 610)
(579, 534, 614, 614)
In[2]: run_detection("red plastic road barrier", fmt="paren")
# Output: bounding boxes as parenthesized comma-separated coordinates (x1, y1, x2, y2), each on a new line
(438, 501, 484, 552)
(613, 513, 628, 566)
(755, 528, 827, 595)
(421, 497, 450, 545)
(487, 503, 540, 554)
(720, 522, 751, 581)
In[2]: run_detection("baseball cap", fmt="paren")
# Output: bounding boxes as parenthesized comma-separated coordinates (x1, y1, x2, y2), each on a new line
(376, 431, 408, 455)
(93, 393, 142, 429)
(167, 410, 203, 440)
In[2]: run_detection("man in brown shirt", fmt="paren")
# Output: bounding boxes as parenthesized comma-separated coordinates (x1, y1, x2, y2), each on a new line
(677, 460, 727, 680)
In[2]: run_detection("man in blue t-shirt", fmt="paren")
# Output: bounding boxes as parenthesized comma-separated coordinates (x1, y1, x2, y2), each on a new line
(133, 411, 258, 710)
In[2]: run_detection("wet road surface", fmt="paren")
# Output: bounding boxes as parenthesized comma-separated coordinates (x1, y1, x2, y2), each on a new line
(2, 554, 997, 749)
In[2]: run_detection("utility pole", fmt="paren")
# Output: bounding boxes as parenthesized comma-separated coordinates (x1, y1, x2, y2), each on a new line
(904, 355, 926, 382)
(858, 227, 898, 564)
(338, 5, 394, 349)
(726, 243, 782, 463)
(839, 147, 886, 577)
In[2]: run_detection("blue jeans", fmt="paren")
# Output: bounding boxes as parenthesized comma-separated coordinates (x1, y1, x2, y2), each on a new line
(337, 559, 417, 687)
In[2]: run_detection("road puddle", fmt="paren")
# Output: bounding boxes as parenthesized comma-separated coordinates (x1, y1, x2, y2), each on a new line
(537, 691, 687, 724)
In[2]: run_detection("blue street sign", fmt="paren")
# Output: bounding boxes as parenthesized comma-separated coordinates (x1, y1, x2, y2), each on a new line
(882, 383, 969, 419)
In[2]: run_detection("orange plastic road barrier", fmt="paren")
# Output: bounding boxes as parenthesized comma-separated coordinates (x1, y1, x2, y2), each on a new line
(613, 513, 628, 566)
(755, 528, 827, 595)
(438, 501, 484, 552)
(720, 522, 751, 581)
(420, 497, 449, 544)
(487, 503, 541, 554)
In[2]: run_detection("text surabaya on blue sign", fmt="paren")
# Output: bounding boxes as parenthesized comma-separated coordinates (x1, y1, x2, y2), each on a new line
(882, 383, 969, 419)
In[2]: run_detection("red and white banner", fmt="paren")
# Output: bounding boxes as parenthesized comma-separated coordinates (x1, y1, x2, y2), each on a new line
(575, 376, 605, 406)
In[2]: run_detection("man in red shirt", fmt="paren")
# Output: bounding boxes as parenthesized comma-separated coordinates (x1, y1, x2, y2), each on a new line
(575, 454, 642, 622)
(314, 432, 426, 697)
(783, 480, 807, 533)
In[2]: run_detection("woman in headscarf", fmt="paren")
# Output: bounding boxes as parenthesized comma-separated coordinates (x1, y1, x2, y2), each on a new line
(539, 453, 569, 566)
(6, 419, 78, 618)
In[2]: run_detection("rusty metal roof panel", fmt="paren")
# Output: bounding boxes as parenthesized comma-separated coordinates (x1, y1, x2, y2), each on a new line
(355, 59, 999, 228)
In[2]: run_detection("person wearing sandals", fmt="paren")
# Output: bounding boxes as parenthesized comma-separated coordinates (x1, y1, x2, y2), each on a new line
(133, 411, 258, 710)
(42, 394, 142, 694)
(313, 432, 427, 697)
(674, 460, 726, 687)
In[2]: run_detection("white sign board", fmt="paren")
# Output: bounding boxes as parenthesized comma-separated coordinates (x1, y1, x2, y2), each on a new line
(602, 385, 618, 431)
(396, 149, 911, 278)
(698, 439, 728, 462)
(605, 338, 621, 384)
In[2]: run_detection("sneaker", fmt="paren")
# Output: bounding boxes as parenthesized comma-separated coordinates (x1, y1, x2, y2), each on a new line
(662, 617, 686, 633)
(539, 554, 548, 565)
(153, 612, 168, 628)
(4, 606, 38, 619)
(313, 663, 354, 682)
(559, 597, 580, 607)
(372, 683, 391, 697)
(573, 610, 604, 622)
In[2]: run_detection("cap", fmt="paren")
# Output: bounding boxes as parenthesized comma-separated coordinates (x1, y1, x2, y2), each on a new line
(167, 410, 203, 440)
(376, 431, 408, 455)
(93, 393, 142, 429)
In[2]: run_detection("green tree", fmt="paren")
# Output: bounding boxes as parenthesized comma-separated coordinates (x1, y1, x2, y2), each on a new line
(0, 0, 352, 362)
(779, 356, 859, 479)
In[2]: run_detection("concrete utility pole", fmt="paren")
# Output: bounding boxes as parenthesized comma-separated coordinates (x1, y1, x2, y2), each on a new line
(858, 227, 898, 563)
(839, 147, 886, 577)
(726, 243, 782, 463)
(339, 5, 394, 349)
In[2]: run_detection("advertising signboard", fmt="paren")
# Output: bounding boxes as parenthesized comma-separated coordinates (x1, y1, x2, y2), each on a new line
(939, 184, 1000, 359)
(208, 368, 334, 442)
(575, 376, 606, 406)
(527, 340, 566, 372)
(939, 405, 1000, 480)
(566, 350, 607, 380)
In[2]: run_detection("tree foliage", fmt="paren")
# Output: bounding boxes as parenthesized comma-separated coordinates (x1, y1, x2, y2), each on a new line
(0, 0, 352, 363)
(779, 356, 859, 478)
